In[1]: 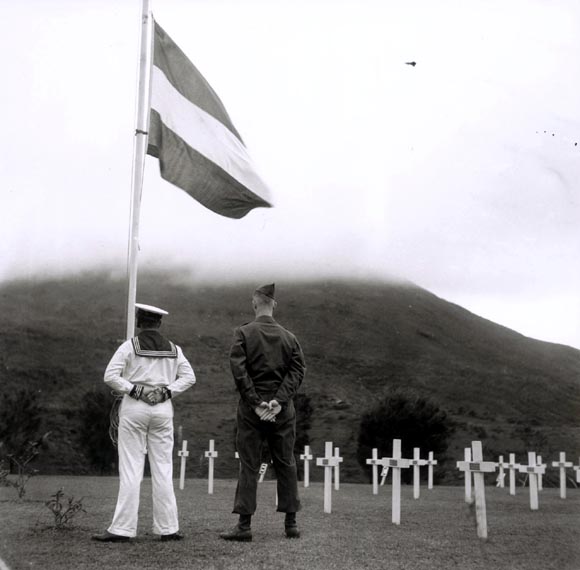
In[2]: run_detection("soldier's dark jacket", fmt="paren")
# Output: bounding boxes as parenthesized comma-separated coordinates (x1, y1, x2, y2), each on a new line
(230, 315, 306, 407)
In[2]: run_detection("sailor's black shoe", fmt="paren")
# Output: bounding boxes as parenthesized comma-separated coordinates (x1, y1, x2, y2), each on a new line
(91, 531, 131, 543)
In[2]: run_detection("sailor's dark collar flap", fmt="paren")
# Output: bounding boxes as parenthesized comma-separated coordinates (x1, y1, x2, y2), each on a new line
(132, 330, 178, 358)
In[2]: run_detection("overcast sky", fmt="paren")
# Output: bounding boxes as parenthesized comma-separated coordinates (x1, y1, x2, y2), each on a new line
(1, 0, 579, 348)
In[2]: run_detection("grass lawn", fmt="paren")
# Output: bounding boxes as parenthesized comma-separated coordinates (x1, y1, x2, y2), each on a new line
(0, 476, 578, 570)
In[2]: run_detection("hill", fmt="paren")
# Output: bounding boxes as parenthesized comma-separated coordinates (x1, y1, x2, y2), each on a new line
(1, 273, 579, 483)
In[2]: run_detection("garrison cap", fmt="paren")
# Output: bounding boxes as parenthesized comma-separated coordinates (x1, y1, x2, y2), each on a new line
(135, 303, 169, 317)
(254, 283, 275, 300)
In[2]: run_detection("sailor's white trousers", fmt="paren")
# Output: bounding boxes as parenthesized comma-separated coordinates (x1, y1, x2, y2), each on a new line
(108, 395, 179, 537)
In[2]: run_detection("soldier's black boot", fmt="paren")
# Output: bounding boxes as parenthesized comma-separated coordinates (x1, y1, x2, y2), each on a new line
(284, 512, 300, 538)
(220, 514, 253, 542)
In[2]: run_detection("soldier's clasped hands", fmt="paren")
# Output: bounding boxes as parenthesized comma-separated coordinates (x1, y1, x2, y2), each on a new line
(254, 400, 282, 422)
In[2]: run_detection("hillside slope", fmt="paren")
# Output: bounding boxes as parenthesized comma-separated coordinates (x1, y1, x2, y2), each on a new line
(1, 273, 578, 482)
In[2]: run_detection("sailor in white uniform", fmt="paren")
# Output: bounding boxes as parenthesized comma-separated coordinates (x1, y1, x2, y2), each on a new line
(92, 303, 196, 542)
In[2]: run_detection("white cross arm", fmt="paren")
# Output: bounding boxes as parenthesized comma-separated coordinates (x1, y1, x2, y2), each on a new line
(300, 453, 313, 460)
(317, 457, 340, 467)
(366, 458, 381, 466)
(178, 450, 190, 457)
(381, 458, 411, 469)
(410, 459, 428, 466)
(552, 461, 573, 468)
(205, 451, 218, 458)
(518, 464, 546, 475)
(456, 460, 497, 473)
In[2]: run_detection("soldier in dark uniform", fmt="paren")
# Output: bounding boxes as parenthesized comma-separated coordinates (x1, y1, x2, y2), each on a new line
(220, 283, 306, 541)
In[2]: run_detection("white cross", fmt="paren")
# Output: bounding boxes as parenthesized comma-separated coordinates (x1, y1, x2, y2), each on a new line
(234, 451, 240, 460)
(426, 451, 437, 490)
(495, 455, 506, 488)
(505, 453, 520, 496)
(204, 439, 218, 494)
(316, 441, 340, 513)
(366, 448, 380, 495)
(300, 445, 313, 488)
(551, 452, 573, 499)
(258, 462, 269, 482)
(177, 440, 189, 491)
(537, 455, 546, 491)
(381, 439, 410, 525)
(456, 441, 496, 539)
(518, 451, 545, 510)
(459, 448, 473, 503)
(574, 457, 580, 484)
(410, 448, 427, 500)
(333, 447, 343, 491)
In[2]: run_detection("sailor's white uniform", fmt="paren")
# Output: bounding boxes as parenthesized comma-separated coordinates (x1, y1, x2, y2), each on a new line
(104, 335, 195, 537)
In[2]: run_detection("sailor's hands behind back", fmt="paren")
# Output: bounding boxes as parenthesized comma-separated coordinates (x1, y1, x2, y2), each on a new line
(140, 387, 162, 406)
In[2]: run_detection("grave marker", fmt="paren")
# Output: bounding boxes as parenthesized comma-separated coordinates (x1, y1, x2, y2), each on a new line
(381, 439, 410, 525)
(334, 447, 343, 491)
(426, 452, 437, 490)
(300, 445, 313, 488)
(410, 448, 427, 499)
(177, 440, 189, 491)
(366, 448, 380, 495)
(461, 448, 474, 504)
(506, 453, 520, 496)
(316, 441, 340, 513)
(204, 439, 218, 494)
(574, 458, 580, 484)
(456, 441, 496, 539)
(551, 452, 573, 499)
(537, 455, 545, 491)
(495, 455, 506, 488)
(518, 451, 545, 510)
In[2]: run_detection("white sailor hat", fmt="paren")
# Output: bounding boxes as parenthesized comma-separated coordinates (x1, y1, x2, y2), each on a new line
(135, 303, 169, 316)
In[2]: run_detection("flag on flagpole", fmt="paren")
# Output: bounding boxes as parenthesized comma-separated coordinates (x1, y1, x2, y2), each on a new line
(147, 21, 273, 219)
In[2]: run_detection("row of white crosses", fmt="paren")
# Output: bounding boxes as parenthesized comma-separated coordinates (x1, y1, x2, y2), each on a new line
(178, 439, 580, 511)
(177, 439, 219, 494)
(366, 447, 437, 498)
(495, 451, 575, 502)
(458, 446, 546, 521)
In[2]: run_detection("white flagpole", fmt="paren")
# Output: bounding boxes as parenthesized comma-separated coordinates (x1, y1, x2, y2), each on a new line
(125, 0, 153, 340)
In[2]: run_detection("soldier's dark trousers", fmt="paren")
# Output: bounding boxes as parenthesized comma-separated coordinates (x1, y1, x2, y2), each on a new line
(233, 399, 301, 515)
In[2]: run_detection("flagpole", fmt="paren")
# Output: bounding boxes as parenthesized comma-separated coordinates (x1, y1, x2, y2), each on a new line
(126, 0, 153, 340)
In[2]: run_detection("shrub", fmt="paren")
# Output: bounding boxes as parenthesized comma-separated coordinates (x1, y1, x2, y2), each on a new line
(3, 434, 50, 498)
(78, 389, 118, 474)
(0, 389, 43, 467)
(356, 390, 454, 482)
(45, 488, 86, 529)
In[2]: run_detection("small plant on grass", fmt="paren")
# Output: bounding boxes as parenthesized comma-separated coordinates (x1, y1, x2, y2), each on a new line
(5, 434, 50, 499)
(45, 488, 86, 529)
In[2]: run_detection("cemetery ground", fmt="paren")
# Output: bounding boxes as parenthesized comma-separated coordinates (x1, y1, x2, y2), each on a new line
(0, 477, 578, 570)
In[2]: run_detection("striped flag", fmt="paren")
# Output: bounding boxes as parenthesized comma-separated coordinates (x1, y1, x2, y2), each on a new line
(147, 21, 272, 219)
